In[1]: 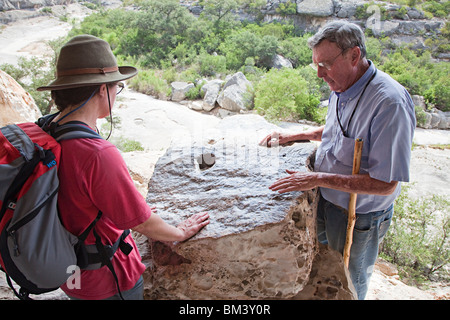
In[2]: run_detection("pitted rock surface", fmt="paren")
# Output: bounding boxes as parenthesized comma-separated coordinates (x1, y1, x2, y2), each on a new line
(142, 115, 322, 299)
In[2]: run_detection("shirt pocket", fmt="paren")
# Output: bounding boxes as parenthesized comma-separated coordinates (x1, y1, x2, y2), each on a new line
(333, 132, 356, 169)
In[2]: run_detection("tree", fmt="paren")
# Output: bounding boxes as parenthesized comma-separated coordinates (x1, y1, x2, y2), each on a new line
(278, 34, 313, 68)
(130, 0, 196, 66)
(219, 28, 278, 70)
(200, 0, 241, 33)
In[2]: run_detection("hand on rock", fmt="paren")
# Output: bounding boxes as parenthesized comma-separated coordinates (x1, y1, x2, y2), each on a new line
(177, 212, 210, 241)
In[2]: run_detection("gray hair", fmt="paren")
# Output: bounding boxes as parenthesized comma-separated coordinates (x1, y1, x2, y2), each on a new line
(308, 21, 367, 59)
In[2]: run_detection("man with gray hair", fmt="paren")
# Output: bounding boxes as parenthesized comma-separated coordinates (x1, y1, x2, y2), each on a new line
(260, 21, 416, 299)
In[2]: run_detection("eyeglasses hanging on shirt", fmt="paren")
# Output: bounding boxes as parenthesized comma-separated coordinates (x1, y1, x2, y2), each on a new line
(336, 69, 377, 137)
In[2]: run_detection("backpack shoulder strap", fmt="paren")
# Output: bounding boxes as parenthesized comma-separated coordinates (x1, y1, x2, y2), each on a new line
(36, 113, 102, 142)
(51, 122, 102, 142)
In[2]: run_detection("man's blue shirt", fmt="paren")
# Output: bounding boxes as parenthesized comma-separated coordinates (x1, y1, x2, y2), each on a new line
(315, 61, 416, 213)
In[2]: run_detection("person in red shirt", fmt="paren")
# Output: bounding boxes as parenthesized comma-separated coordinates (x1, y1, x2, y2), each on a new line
(36, 35, 209, 300)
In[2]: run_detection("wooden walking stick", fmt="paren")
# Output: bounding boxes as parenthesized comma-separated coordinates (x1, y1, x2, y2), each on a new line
(343, 138, 363, 268)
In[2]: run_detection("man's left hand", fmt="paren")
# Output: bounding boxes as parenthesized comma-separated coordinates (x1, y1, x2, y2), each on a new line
(269, 170, 318, 193)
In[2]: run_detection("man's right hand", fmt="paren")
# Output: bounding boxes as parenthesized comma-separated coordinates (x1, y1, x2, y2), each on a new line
(259, 132, 295, 148)
(259, 126, 324, 147)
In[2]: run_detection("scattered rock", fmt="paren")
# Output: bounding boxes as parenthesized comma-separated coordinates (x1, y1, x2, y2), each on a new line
(412, 95, 426, 110)
(170, 81, 194, 102)
(271, 54, 293, 69)
(217, 72, 253, 112)
(375, 259, 399, 277)
(201, 79, 224, 111)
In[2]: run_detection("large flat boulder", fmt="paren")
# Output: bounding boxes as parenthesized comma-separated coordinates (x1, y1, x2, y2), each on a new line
(140, 114, 356, 300)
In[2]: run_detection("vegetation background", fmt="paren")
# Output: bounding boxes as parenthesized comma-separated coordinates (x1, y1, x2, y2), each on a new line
(3, 0, 449, 123)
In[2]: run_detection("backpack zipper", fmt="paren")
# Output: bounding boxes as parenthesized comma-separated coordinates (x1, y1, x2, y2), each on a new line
(9, 230, 20, 257)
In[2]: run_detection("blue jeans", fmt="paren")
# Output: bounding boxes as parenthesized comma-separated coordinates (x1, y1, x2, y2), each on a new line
(68, 275, 144, 300)
(317, 194, 393, 300)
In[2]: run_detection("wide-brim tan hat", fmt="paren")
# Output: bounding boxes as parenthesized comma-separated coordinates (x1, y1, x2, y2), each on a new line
(37, 34, 138, 91)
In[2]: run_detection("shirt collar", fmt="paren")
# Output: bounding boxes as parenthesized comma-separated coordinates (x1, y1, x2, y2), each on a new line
(337, 60, 376, 101)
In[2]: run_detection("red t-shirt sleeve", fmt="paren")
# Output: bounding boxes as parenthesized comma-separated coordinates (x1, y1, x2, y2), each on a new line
(81, 143, 151, 230)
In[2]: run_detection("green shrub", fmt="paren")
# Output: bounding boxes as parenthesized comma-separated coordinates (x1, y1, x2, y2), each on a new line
(161, 67, 178, 84)
(198, 52, 227, 77)
(380, 186, 450, 283)
(355, 3, 388, 20)
(425, 74, 450, 112)
(365, 37, 384, 65)
(185, 81, 206, 100)
(128, 69, 171, 99)
(297, 65, 330, 101)
(441, 22, 450, 41)
(276, 0, 297, 16)
(254, 68, 322, 123)
(179, 66, 202, 83)
(379, 48, 449, 111)
(112, 136, 145, 152)
(414, 106, 428, 127)
(423, 0, 450, 18)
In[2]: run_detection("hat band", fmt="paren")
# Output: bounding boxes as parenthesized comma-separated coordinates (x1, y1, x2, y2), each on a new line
(57, 66, 119, 77)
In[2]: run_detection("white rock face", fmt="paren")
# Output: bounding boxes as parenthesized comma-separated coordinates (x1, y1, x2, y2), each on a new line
(0, 70, 42, 126)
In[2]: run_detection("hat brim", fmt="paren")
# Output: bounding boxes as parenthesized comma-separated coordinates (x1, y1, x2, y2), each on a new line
(36, 66, 138, 91)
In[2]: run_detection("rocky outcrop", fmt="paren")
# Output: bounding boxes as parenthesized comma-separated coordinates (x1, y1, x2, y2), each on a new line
(2, 1, 446, 42)
(423, 109, 449, 130)
(142, 114, 356, 300)
(0, 69, 42, 126)
(0, 0, 74, 23)
(0, 0, 73, 11)
(296, 0, 334, 17)
(184, 0, 446, 50)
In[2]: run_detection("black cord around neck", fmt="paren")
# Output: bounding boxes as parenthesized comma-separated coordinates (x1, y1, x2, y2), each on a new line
(105, 85, 113, 141)
(336, 69, 377, 137)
